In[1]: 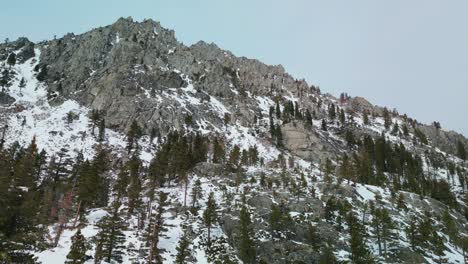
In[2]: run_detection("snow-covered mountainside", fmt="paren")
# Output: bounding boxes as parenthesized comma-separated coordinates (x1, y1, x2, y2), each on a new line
(0, 17, 467, 264)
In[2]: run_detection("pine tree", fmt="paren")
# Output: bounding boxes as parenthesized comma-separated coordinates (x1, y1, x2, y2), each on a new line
(275, 124, 283, 147)
(203, 192, 217, 246)
(90, 109, 100, 136)
(462, 236, 468, 264)
(275, 101, 281, 119)
(306, 224, 321, 251)
(339, 109, 346, 125)
(238, 196, 256, 264)
(94, 201, 127, 264)
(305, 109, 313, 127)
(65, 229, 87, 264)
(127, 155, 142, 216)
(318, 243, 337, 264)
(1, 69, 11, 92)
(339, 154, 353, 185)
(442, 209, 457, 243)
(457, 141, 467, 161)
(321, 119, 327, 131)
(383, 107, 392, 130)
(18, 77, 26, 94)
(371, 207, 394, 257)
(328, 104, 336, 120)
(98, 119, 105, 142)
(212, 138, 225, 164)
(78, 146, 109, 211)
(175, 230, 191, 264)
(126, 120, 142, 153)
(406, 216, 418, 251)
(191, 179, 203, 209)
(146, 192, 168, 264)
(347, 211, 374, 264)
(228, 145, 241, 171)
(7, 53, 16, 67)
(363, 111, 370, 126)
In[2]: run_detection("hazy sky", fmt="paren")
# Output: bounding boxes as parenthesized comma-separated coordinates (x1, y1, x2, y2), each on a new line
(1, 0, 467, 135)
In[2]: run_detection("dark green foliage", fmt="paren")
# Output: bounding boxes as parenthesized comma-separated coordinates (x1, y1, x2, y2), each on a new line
(269, 202, 292, 234)
(212, 137, 225, 164)
(127, 155, 142, 216)
(7, 53, 16, 67)
(148, 131, 209, 187)
(371, 207, 394, 257)
(318, 244, 337, 264)
(77, 146, 110, 211)
(275, 124, 283, 147)
(191, 179, 203, 208)
(363, 111, 370, 125)
(0, 140, 44, 263)
(126, 120, 142, 153)
(383, 107, 392, 130)
(18, 77, 26, 93)
(275, 101, 281, 119)
(229, 145, 241, 171)
(89, 109, 101, 136)
(238, 197, 256, 264)
(98, 119, 105, 142)
(339, 154, 354, 184)
(203, 192, 217, 245)
(328, 104, 336, 120)
(175, 230, 191, 264)
(321, 119, 327, 131)
(458, 141, 467, 160)
(65, 229, 87, 264)
(94, 201, 127, 264)
(442, 209, 457, 243)
(414, 128, 428, 145)
(145, 192, 168, 264)
(305, 109, 313, 127)
(347, 211, 374, 264)
(1, 69, 12, 91)
(345, 130, 355, 147)
(339, 108, 346, 125)
(306, 224, 321, 251)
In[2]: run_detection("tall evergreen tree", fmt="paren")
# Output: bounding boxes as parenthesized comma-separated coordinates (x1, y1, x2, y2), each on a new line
(383, 108, 392, 130)
(347, 211, 374, 264)
(363, 111, 370, 126)
(175, 229, 191, 264)
(457, 141, 467, 161)
(65, 229, 87, 264)
(212, 138, 225, 164)
(94, 201, 126, 264)
(18, 77, 26, 94)
(238, 196, 256, 264)
(126, 120, 142, 153)
(191, 179, 203, 209)
(321, 119, 327, 131)
(203, 192, 217, 246)
(98, 119, 105, 142)
(127, 155, 142, 217)
(7, 53, 16, 67)
(147, 192, 168, 264)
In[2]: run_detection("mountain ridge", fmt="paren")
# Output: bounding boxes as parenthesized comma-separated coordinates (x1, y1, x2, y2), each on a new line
(0, 17, 467, 264)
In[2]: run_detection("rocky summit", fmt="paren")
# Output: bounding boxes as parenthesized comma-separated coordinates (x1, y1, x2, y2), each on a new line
(0, 17, 467, 264)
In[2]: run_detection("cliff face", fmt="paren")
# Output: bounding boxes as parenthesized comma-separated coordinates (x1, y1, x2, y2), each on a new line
(3, 17, 465, 158)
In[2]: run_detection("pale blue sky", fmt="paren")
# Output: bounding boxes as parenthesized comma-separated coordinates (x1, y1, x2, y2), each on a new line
(2, 0, 467, 135)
